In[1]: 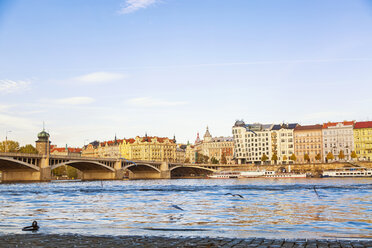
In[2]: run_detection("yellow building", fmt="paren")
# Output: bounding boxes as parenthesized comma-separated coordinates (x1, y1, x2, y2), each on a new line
(119, 135, 177, 162)
(354, 121, 372, 161)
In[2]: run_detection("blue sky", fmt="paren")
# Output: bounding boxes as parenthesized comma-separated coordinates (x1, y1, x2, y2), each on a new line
(0, 0, 372, 147)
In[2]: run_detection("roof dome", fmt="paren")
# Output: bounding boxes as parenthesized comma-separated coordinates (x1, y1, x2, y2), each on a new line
(37, 130, 50, 140)
(234, 120, 245, 127)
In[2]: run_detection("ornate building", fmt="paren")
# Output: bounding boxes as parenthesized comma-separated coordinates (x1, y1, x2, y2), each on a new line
(82, 137, 122, 158)
(119, 134, 177, 162)
(196, 127, 234, 164)
(176, 144, 187, 163)
(294, 124, 323, 163)
(353, 121, 372, 161)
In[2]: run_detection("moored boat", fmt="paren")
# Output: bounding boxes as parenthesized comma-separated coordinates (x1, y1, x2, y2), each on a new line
(208, 171, 242, 179)
(263, 171, 307, 178)
(240, 170, 266, 178)
(322, 167, 372, 177)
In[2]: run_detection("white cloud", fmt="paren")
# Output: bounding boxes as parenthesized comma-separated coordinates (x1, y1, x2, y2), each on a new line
(0, 104, 12, 112)
(74, 72, 126, 84)
(127, 97, 187, 107)
(52, 97, 95, 105)
(119, 0, 160, 14)
(0, 79, 30, 94)
(0, 113, 37, 131)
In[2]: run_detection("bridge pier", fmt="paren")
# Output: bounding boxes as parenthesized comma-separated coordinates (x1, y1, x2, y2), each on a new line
(160, 161, 170, 179)
(40, 156, 51, 181)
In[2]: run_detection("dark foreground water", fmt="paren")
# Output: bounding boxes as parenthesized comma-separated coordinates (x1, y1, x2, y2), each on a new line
(0, 178, 371, 239)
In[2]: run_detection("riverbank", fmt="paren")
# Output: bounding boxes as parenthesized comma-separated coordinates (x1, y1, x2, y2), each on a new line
(0, 234, 371, 248)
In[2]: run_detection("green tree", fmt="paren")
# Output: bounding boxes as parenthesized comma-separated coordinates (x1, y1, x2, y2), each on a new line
(261, 154, 269, 163)
(351, 151, 357, 160)
(326, 152, 334, 162)
(18, 144, 38, 154)
(304, 153, 310, 163)
(221, 154, 227, 164)
(338, 150, 345, 160)
(290, 154, 297, 162)
(204, 155, 210, 164)
(271, 153, 278, 164)
(0, 140, 20, 152)
(211, 157, 219, 164)
(52, 166, 66, 177)
(315, 153, 321, 162)
(66, 166, 78, 179)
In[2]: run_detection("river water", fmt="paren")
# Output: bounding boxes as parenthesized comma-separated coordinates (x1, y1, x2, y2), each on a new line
(0, 178, 371, 239)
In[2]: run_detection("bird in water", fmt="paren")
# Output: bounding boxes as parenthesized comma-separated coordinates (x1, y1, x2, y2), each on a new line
(22, 221, 40, 231)
(225, 193, 244, 198)
(170, 204, 185, 211)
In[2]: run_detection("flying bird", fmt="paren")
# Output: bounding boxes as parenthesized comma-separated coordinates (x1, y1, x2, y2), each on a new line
(313, 186, 320, 198)
(225, 193, 244, 198)
(170, 205, 185, 211)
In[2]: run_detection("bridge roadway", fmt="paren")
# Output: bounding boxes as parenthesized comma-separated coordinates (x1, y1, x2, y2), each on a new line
(0, 152, 232, 182)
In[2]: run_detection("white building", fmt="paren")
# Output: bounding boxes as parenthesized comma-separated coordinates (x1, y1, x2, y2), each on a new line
(322, 121, 354, 162)
(271, 123, 298, 164)
(232, 121, 273, 165)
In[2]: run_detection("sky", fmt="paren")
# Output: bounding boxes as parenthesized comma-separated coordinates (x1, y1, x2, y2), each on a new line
(0, 0, 372, 147)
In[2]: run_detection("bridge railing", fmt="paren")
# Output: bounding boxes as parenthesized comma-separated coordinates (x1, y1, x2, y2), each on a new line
(0, 152, 42, 158)
(50, 155, 117, 161)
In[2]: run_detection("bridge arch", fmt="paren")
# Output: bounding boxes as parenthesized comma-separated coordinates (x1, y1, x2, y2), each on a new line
(0, 157, 40, 171)
(170, 165, 216, 172)
(170, 165, 216, 178)
(124, 163, 161, 173)
(51, 160, 115, 172)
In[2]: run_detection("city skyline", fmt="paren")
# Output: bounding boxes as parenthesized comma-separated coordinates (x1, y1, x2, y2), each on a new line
(1, 0, 372, 146)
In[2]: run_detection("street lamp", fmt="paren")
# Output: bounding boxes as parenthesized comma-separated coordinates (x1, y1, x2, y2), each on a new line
(5, 130, 12, 153)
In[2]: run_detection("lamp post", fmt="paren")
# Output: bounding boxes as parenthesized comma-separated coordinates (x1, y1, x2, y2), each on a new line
(5, 130, 12, 153)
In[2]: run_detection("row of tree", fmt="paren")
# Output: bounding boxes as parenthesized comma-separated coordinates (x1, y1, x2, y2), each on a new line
(261, 150, 358, 163)
(0, 141, 38, 154)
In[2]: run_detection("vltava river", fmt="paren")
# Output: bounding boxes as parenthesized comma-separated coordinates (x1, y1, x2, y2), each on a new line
(0, 178, 371, 239)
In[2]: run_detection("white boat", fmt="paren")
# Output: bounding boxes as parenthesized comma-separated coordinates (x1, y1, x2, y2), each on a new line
(208, 171, 242, 179)
(322, 167, 372, 177)
(240, 170, 266, 178)
(263, 171, 307, 178)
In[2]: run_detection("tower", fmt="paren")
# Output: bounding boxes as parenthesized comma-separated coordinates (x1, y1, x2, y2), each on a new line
(35, 128, 51, 155)
(203, 126, 212, 143)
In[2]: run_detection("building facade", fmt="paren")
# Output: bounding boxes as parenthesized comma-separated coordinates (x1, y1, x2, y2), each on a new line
(195, 127, 234, 164)
(271, 123, 298, 164)
(232, 121, 273, 165)
(294, 125, 323, 163)
(119, 135, 177, 162)
(354, 121, 372, 161)
(322, 121, 354, 162)
(50, 145, 82, 157)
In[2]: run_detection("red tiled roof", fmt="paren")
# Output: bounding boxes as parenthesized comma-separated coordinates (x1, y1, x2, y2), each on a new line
(322, 121, 354, 129)
(51, 147, 82, 153)
(135, 136, 175, 144)
(294, 124, 322, 131)
(354, 121, 372, 129)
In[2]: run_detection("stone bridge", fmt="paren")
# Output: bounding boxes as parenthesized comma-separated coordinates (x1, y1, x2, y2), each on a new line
(0, 153, 229, 182)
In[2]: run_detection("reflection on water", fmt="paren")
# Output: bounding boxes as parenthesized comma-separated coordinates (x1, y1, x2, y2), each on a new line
(0, 178, 371, 239)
